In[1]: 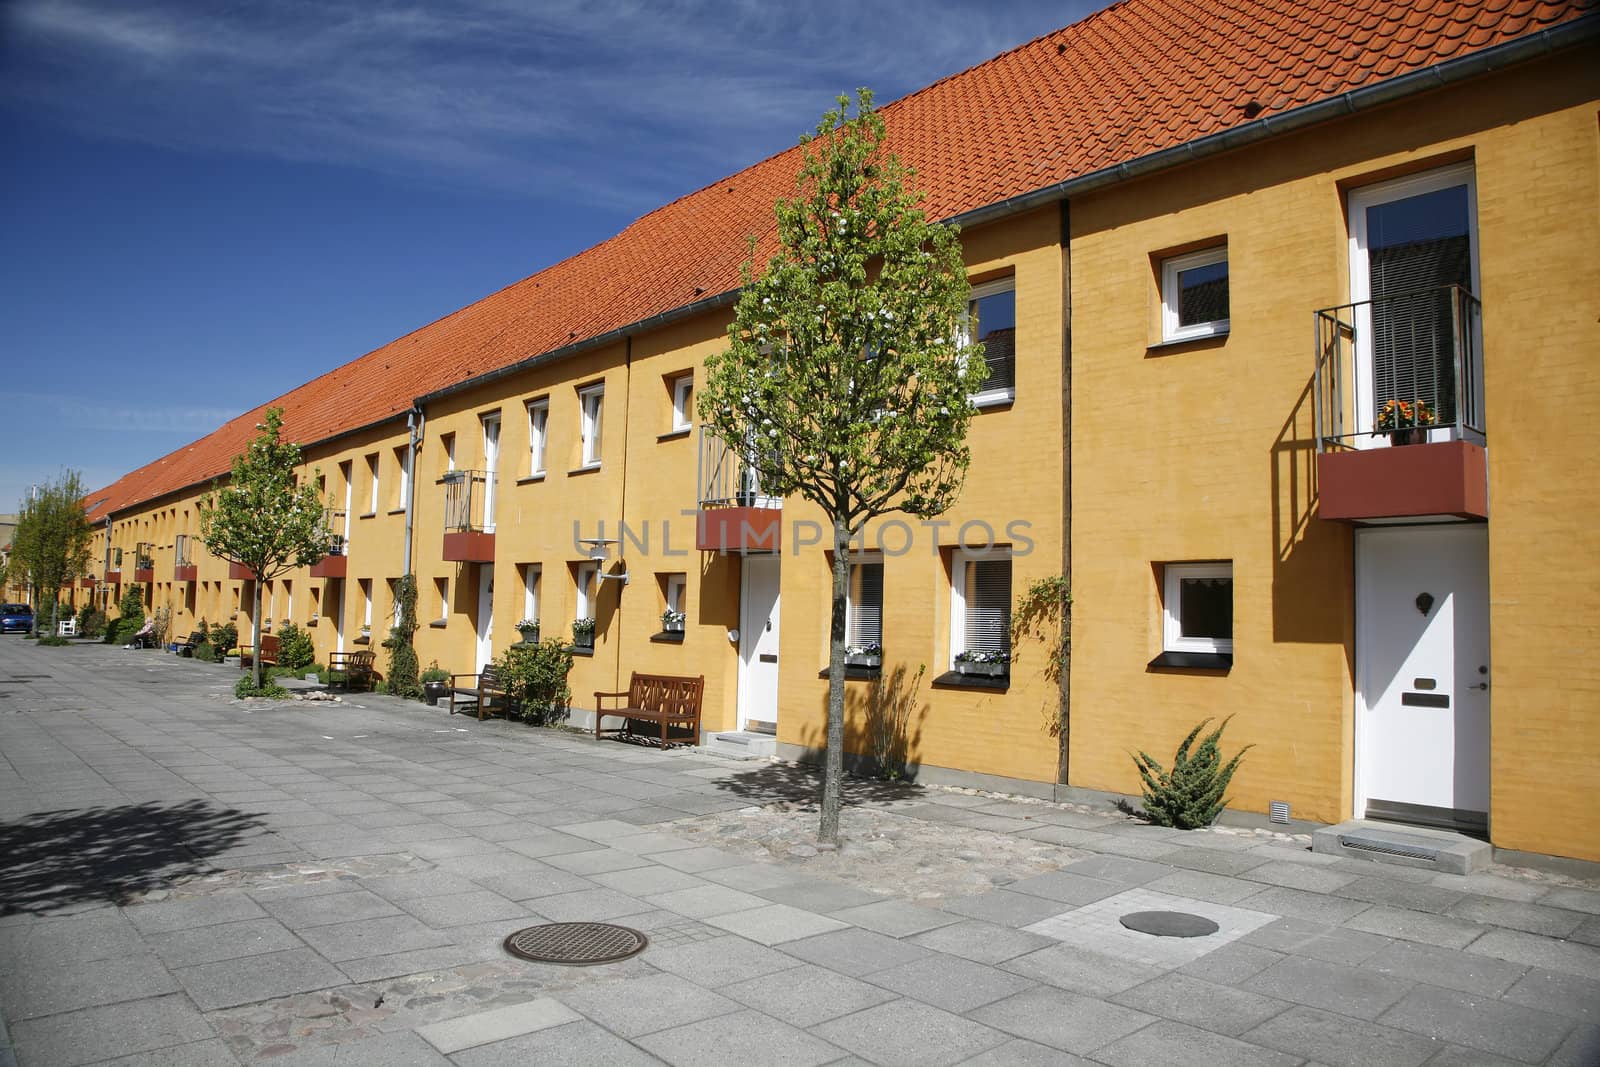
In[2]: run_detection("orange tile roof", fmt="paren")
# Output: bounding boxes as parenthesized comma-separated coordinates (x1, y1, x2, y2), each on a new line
(87, 0, 1593, 517)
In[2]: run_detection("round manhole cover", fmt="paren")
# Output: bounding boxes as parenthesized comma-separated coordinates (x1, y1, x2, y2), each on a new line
(503, 922, 649, 965)
(1119, 910, 1220, 938)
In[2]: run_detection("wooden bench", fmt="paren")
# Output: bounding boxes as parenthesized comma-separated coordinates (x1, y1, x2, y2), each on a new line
(239, 633, 280, 669)
(176, 630, 206, 657)
(448, 664, 510, 720)
(594, 672, 705, 748)
(327, 649, 377, 691)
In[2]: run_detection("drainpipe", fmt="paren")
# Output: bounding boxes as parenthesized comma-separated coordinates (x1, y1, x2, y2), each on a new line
(1057, 198, 1073, 789)
(403, 406, 424, 576)
(615, 336, 632, 696)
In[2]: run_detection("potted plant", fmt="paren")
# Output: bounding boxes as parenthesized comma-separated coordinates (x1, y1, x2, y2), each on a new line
(358, 624, 371, 643)
(572, 617, 596, 650)
(955, 649, 1010, 677)
(1374, 398, 1437, 446)
(845, 642, 882, 668)
(660, 609, 686, 634)
(420, 663, 451, 704)
(515, 618, 540, 645)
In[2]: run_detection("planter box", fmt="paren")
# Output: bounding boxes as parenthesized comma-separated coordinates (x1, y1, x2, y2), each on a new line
(846, 654, 882, 668)
(956, 661, 1007, 678)
(516, 630, 540, 645)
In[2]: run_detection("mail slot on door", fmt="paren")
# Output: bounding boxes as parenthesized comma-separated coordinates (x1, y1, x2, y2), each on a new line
(1401, 691, 1450, 708)
(759, 653, 778, 664)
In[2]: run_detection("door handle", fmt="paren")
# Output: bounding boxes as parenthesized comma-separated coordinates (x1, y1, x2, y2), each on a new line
(1470, 682, 1489, 690)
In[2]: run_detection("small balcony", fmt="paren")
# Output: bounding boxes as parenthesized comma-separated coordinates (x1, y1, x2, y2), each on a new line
(695, 428, 782, 553)
(104, 548, 122, 583)
(1313, 285, 1488, 522)
(309, 510, 348, 578)
(442, 470, 495, 562)
(133, 542, 155, 583)
(229, 561, 257, 581)
(173, 535, 197, 583)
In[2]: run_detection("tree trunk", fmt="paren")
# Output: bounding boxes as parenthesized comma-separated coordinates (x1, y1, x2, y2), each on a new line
(251, 576, 263, 690)
(819, 515, 851, 843)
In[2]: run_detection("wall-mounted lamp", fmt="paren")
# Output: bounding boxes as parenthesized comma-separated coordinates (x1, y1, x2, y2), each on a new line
(1415, 592, 1434, 616)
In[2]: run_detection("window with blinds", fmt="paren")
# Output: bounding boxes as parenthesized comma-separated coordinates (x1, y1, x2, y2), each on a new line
(963, 558, 1012, 654)
(848, 560, 883, 646)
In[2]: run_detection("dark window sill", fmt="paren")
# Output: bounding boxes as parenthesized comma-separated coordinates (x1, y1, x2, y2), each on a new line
(516, 474, 546, 485)
(387, 508, 406, 516)
(1147, 650, 1233, 672)
(568, 464, 602, 477)
(305, 619, 318, 627)
(651, 631, 685, 643)
(817, 665, 881, 681)
(657, 428, 691, 442)
(932, 670, 1010, 691)
(1146, 330, 1229, 356)
(428, 620, 447, 629)
(354, 636, 370, 645)
(357, 512, 377, 521)
(567, 645, 594, 657)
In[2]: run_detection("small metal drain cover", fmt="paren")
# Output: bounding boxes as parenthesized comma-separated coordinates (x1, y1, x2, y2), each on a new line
(503, 922, 648, 965)
(1120, 911, 1219, 938)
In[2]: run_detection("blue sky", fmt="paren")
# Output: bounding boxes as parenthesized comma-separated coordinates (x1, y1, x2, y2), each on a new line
(0, 0, 1103, 512)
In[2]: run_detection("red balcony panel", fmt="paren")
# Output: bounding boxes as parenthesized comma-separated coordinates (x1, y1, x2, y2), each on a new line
(696, 507, 783, 553)
(79, 578, 97, 589)
(229, 562, 257, 580)
(173, 565, 198, 583)
(133, 567, 155, 583)
(103, 569, 120, 583)
(443, 531, 495, 563)
(1318, 440, 1488, 522)
(310, 555, 347, 578)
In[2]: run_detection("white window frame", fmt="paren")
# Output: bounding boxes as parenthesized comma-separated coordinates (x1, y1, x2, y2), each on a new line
(284, 580, 293, 623)
(575, 561, 598, 620)
(436, 577, 449, 623)
(442, 433, 456, 473)
(670, 375, 694, 432)
(1162, 562, 1234, 654)
(360, 579, 373, 628)
(948, 548, 1012, 669)
(394, 445, 411, 509)
(959, 277, 1017, 409)
(526, 398, 549, 476)
(845, 552, 884, 647)
(523, 564, 541, 624)
(665, 573, 686, 615)
(578, 384, 604, 468)
(366, 453, 380, 514)
(1161, 246, 1230, 342)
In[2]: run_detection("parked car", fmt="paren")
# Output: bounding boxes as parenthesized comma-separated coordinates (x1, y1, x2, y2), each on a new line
(0, 604, 34, 634)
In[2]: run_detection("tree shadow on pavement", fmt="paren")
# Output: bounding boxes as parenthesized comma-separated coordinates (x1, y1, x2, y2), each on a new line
(710, 759, 921, 808)
(0, 800, 265, 915)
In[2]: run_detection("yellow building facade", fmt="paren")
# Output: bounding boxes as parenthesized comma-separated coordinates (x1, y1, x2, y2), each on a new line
(73, 15, 1599, 862)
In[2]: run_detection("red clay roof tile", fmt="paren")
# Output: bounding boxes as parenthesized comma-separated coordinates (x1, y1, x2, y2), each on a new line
(86, 0, 1594, 517)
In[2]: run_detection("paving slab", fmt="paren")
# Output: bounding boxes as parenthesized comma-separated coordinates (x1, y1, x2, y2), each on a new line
(828, 899, 961, 938)
(1378, 984, 1575, 1062)
(646, 934, 803, 987)
(644, 884, 769, 919)
(720, 963, 898, 1027)
(416, 996, 581, 1054)
(259, 888, 401, 929)
(242, 1031, 450, 1066)
(1500, 966, 1600, 1023)
(1109, 971, 1290, 1036)
(1344, 904, 1488, 949)
(635, 1007, 841, 1067)
(941, 889, 1076, 928)
(1447, 896, 1587, 938)
(553, 971, 741, 1038)
(1093, 1017, 1300, 1067)
(294, 914, 453, 963)
(904, 918, 1056, 965)
(811, 997, 1009, 1067)
(1242, 953, 1413, 1020)
(1466, 927, 1600, 980)
(967, 984, 1155, 1054)
(1001, 943, 1166, 996)
(145, 917, 303, 969)
(863, 953, 1035, 1013)
(0, 950, 179, 1020)
(1241, 1004, 1440, 1067)
(174, 946, 347, 1010)
(7, 993, 215, 1067)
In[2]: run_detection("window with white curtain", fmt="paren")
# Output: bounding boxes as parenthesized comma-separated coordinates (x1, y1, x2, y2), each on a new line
(578, 384, 604, 467)
(951, 551, 1012, 665)
(846, 555, 883, 648)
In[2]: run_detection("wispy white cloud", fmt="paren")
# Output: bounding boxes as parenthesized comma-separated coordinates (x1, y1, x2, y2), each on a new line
(2, 0, 1093, 210)
(9, 392, 243, 435)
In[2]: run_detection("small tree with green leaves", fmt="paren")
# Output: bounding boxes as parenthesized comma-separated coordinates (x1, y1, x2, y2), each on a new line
(11, 470, 94, 638)
(700, 89, 982, 842)
(498, 639, 575, 725)
(199, 408, 330, 689)
(276, 622, 315, 672)
(1132, 717, 1254, 830)
(382, 574, 422, 699)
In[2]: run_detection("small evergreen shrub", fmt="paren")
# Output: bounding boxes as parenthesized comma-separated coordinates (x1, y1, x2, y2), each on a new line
(194, 641, 219, 663)
(498, 639, 574, 725)
(277, 622, 315, 671)
(1132, 716, 1253, 830)
(234, 676, 289, 700)
(209, 621, 238, 655)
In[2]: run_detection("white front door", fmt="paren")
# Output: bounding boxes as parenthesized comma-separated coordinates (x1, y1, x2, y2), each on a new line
(329, 581, 344, 654)
(475, 566, 494, 672)
(1356, 525, 1490, 831)
(738, 555, 781, 733)
(482, 415, 501, 533)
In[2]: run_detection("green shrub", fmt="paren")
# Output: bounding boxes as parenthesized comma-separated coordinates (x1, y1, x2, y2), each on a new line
(420, 662, 450, 685)
(498, 639, 574, 725)
(277, 622, 315, 671)
(116, 587, 145, 630)
(194, 641, 219, 663)
(234, 676, 289, 700)
(381, 574, 422, 699)
(1132, 716, 1253, 830)
(77, 605, 106, 639)
(209, 621, 238, 655)
(36, 635, 69, 647)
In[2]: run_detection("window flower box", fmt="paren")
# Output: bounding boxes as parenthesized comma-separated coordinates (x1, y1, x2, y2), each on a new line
(660, 609, 685, 634)
(955, 649, 1010, 677)
(572, 617, 596, 650)
(845, 643, 882, 668)
(515, 619, 540, 645)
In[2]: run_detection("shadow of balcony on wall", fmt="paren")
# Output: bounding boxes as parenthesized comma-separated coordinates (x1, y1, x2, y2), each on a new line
(0, 800, 265, 915)
(1271, 373, 1353, 654)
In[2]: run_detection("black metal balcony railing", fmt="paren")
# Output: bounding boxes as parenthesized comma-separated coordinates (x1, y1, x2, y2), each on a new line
(443, 470, 491, 533)
(1313, 284, 1483, 452)
(697, 429, 781, 509)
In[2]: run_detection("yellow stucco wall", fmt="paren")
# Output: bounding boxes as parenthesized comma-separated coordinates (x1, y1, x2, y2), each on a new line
(1068, 50, 1600, 857)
